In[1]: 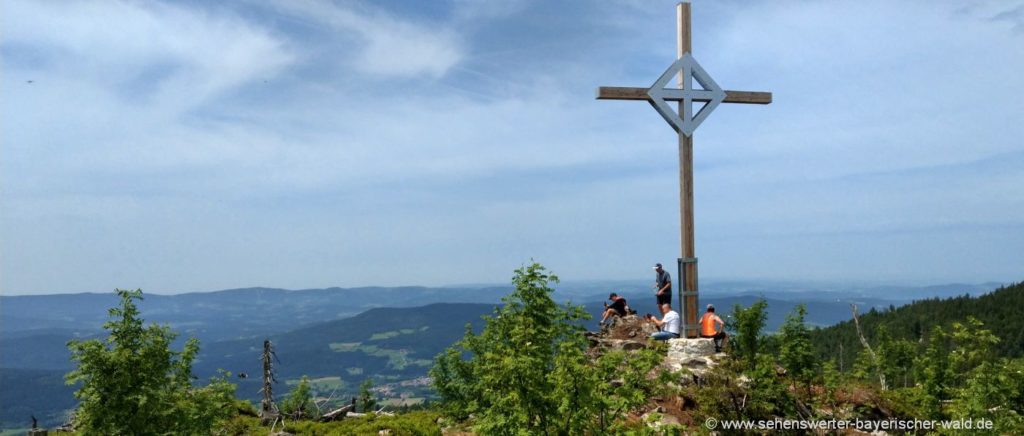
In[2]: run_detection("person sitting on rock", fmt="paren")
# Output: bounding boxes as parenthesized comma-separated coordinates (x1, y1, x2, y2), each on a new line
(600, 293, 630, 326)
(645, 303, 680, 340)
(699, 304, 727, 352)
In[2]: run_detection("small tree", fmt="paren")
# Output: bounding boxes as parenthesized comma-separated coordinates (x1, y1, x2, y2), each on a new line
(66, 289, 237, 435)
(851, 349, 878, 383)
(916, 325, 952, 419)
(877, 326, 916, 388)
(548, 335, 601, 433)
(820, 360, 842, 410)
(948, 317, 998, 376)
(280, 376, 314, 419)
(729, 299, 769, 365)
(431, 262, 592, 434)
(358, 379, 377, 413)
(951, 358, 1024, 433)
(778, 304, 816, 395)
(432, 262, 669, 434)
(589, 346, 669, 433)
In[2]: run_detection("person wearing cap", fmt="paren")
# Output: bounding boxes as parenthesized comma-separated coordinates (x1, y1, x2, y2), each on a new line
(653, 263, 672, 308)
(599, 293, 629, 326)
(699, 304, 726, 352)
(646, 303, 680, 340)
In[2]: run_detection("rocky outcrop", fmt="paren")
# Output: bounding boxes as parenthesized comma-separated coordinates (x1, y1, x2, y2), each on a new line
(586, 316, 724, 384)
(582, 320, 733, 428)
(663, 338, 721, 382)
(585, 315, 660, 354)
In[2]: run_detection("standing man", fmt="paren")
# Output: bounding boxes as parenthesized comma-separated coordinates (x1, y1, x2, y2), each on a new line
(653, 263, 672, 308)
(699, 304, 727, 352)
(646, 303, 680, 341)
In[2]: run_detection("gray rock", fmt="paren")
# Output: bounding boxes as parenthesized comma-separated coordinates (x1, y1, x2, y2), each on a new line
(667, 337, 716, 356)
(622, 341, 646, 351)
(664, 338, 719, 380)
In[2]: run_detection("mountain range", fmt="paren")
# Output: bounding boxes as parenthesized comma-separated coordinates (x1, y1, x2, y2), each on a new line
(0, 280, 1006, 429)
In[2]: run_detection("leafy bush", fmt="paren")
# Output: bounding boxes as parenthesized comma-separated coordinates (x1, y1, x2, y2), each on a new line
(358, 378, 378, 413)
(729, 298, 768, 366)
(779, 304, 816, 394)
(431, 262, 591, 433)
(431, 262, 668, 434)
(65, 289, 238, 435)
(280, 376, 316, 419)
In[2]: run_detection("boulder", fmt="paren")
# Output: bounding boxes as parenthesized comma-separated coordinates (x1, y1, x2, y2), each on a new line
(621, 341, 646, 351)
(664, 338, 719, 380)
(667, 337, 716, 356)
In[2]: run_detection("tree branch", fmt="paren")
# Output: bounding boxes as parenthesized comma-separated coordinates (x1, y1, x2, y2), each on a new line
(850, 304, 887, 390)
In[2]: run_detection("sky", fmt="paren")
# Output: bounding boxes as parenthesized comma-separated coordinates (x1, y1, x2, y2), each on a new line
(2, 0, 1023, 295)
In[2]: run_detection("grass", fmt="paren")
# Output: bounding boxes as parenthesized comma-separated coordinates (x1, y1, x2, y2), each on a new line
(285, 376, 344, 392)
(309, 376, 344, 390)
(370, 327, 424, 341)
(218, 410, 444, 435)
(329, 342, 361, 352)
(364, 347, 423, 370)
(382, 397, 425, 407)
(370, 331, 401, 340)
(329, 342, 427, 370)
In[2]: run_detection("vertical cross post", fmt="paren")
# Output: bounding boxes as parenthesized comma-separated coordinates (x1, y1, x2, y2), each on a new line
(677, 2, 699, 338)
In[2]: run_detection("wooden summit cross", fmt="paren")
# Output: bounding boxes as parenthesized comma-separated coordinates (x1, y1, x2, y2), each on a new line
(597, 2, 771, 338)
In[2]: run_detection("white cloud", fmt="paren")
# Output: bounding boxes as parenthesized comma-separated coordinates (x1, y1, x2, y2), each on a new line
(266, 0, 464, 79)
(2, 0, 295, 112)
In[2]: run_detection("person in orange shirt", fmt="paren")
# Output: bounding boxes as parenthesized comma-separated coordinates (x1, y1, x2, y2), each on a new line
(699, 304, 727, 352)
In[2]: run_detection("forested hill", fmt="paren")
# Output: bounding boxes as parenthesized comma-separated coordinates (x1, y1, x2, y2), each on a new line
(810, 280, 1024, 366)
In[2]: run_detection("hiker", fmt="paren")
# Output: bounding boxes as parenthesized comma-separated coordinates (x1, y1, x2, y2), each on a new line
(699, 304, 727, 352)
(646, 303, 680, 340)
(600, 293, 629, 326)
(653, 263, 672, 308)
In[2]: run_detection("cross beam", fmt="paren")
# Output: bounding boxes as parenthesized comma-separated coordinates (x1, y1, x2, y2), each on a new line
(596, 87, 771, 105)
(596, 2, 771, 338)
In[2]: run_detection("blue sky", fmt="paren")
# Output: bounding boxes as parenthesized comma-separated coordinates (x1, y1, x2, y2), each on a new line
(2, 0, 1023, 294)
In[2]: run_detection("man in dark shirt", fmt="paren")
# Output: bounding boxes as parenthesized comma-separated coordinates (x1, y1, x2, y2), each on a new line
(600, 293, 629, 326)
(654, 263, 672, 308)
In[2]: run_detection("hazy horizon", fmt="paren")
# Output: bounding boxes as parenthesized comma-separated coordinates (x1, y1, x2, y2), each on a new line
(0, 276, 1012, 297)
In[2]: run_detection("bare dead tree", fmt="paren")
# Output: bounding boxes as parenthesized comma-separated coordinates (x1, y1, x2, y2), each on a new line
(850, 304, 887, 390)
(319, 403, 355, 422)
(259, 339, 280, 424)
